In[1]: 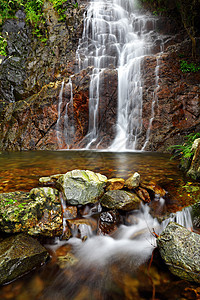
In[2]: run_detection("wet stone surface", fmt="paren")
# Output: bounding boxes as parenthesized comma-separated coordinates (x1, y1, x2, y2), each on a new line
(157, 222, 200, 283)
(0, 233, 49, 285)
(0, 188, 63, 237)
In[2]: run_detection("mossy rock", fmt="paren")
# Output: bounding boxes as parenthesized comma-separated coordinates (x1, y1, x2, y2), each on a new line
(57, 169, 107, 205)
(0, 188, 62, 237)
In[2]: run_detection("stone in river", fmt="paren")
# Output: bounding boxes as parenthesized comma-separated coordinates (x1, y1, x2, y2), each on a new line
(106, 178, 125, 191)
(0, 233, 49, 285)
(0, 188, 63, 237)
(157, 222, 200, 283)
(101, 190, 141, 211)
(125, 172, 140, 189)
(57, 169, 107, 205)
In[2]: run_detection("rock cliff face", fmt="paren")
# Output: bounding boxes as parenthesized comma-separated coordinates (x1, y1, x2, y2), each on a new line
(139, 42, 200, 151)
(0, 2, 199, 152)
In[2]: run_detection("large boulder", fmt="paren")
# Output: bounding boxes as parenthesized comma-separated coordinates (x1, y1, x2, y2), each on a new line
(100, 190, 141, 211)
(0, 187, 63, 237)
(56, 170, 107, 205)
(0, 233, 49, 285)
(157, 222, 200, 283)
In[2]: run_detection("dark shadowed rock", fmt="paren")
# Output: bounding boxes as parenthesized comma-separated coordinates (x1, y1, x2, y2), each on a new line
(157, 222, 200, 283)
(135, 187, 151, 203)
(140, 180, 166, 197)
(0, 233, 48, 285)
(101, 190, 141, 211)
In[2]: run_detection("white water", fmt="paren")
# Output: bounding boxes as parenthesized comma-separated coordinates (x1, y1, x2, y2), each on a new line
(74, 0, 165, 150)
(65, 203, 193, 267)
(56, 78, 75, 149)
(142, 42, 164, 150)
(56, 80, 65, 148)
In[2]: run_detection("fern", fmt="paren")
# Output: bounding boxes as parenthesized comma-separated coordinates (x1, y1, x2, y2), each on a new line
(169, 133, 200, 161)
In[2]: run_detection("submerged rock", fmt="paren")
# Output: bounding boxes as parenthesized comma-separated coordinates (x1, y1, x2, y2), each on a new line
(140, 180, 166, 197)
(0, 233, 49, 285)
(125, 172, 140, 189)
(57, 170, 107, 205)
(157, 222, 200, 283)
(39, 174, 63, 187)
(101, 190, 141, 211)
(0, 188, 63, 237)
(135, 187, 151, 203)
(106, 178, 125, 191)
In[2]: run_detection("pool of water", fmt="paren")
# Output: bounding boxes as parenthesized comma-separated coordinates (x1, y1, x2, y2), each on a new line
(0, 150, 199, 300)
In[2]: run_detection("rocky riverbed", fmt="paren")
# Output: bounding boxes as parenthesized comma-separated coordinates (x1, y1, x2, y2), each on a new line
(0, 168, 200, 289)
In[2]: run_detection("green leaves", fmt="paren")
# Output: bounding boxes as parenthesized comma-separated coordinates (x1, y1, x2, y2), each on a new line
(0, 35, 7, 56)
(169, 133, 200, 161)
(180, 60, 200, 73)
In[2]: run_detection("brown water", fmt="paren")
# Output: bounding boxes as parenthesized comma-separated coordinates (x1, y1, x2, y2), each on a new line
(0, 150, 199, 300)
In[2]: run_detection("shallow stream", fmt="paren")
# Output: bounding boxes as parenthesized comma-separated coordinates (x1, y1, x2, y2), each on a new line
(0, 151, 199, 299)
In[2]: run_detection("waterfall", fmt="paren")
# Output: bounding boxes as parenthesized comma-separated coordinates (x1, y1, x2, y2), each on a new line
(57, 0, 168, 150)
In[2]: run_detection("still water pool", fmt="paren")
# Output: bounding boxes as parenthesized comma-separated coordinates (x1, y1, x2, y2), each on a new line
(0, 151, 199, 300)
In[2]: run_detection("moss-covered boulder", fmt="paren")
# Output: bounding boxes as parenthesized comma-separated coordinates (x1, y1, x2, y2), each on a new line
(56, 170, 107, 205)
(0, 187, 62, 237)
(157, 222, 200, 283)
(100, 190, 141, 211)
(0, 233, 49, 285)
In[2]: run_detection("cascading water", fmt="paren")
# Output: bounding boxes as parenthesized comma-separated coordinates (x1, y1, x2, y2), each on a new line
(73, 0, 166, 150)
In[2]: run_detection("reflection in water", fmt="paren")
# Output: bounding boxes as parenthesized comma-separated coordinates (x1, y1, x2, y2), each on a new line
(0, 150, 195, 212)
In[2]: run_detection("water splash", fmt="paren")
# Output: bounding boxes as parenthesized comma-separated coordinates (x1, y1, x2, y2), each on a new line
(67, 204, 193, 267)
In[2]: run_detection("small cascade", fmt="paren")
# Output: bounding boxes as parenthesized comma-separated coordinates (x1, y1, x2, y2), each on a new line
(63, 77, 75, 149)
(56, 80, 65, 148)
(161, 206, 193, 231)
(67, 203, 193, 267)
(56, 78, 75, 149)
(142, 42, 164, 150)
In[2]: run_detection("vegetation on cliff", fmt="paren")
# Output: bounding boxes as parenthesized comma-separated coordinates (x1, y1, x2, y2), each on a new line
(0, 0, 78, 55)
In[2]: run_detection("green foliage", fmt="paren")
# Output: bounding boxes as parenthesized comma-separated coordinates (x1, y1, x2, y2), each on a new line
(0, 35, 7, 56)
(180, 60, 200, 73)
(169, 133, 200, 161)
(50, 0, 79, 21)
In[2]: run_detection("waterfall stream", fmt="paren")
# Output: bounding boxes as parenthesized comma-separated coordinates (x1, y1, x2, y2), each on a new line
(57, 0, 168, 150)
